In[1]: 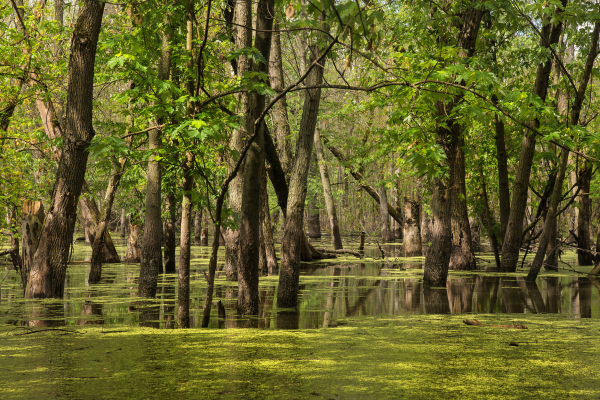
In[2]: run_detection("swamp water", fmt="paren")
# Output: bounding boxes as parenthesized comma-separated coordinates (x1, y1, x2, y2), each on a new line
(1, 237, 600, 399)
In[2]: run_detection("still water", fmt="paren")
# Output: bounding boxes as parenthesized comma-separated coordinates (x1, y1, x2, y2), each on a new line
(1, 238, 599, 328)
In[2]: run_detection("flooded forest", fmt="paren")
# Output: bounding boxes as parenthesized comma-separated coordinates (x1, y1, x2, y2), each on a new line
(2, 0, 600, 398)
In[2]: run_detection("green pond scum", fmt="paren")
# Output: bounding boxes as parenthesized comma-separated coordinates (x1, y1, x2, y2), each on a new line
(0, 314, 599, 399)
(1, 243, 600, 398)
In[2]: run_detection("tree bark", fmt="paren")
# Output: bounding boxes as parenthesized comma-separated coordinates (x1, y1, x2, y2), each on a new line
(378, 186, 392, 242)
(424, 180, 451, 287)
(21, 201, 45, 289)
(178, 152, 194, 328)
(120, 208, 126, 237)
(527, 20, 599, 280)
(577, 163, 594, 265)
(25, 0, 105, 299)
(235, 0, 274, 316)
(79, 195, 120, 262)
(306, 153, 321, 239)
(125, 220, 142, 263)
(261, 168, 278, 275)
(269, 20, 293, 179)
(194, 208, 202, 244)
(89, 163, 126, 283)
(314, 129, 343, 249)
(139, 13, 175, 297)
(277, 30, 326, 308)
(403, 197, 422, 257)
(163, 192, 177, 273)
(448, 128, 476, 270)
(500, 1, 568, 272)
(492, 101, 510, 243)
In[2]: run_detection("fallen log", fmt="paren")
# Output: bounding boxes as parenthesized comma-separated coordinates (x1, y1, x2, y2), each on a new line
(463, 319, 527, 329)
(312, 247, 361, 258)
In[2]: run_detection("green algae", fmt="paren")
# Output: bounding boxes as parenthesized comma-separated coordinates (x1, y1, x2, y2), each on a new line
(1, 314, 599, 399)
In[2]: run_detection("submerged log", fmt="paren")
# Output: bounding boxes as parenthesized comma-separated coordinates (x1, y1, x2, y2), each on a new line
(463, 319, 527, 329)
(313, 247, 362, 258)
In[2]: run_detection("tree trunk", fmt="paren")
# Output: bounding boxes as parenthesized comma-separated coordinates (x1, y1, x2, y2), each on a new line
(527, 20, 599, 279)
(448, 130, 476, 270)
(21, 201, 45, 289)
(577, 163, 594, 265)
(269, 20, 293, 180)
(178, 152, 194, 328)
(527, 149, 569, 280)
(403, 197, 422, 257)
(120, 208, 126, 237)
(163, 192, 177, 273)
(500, 1, 567, 272)
(314, 129, 343, 249)
(424, 180, 452, 287)
(493, 105, 510, 243)
(306, 152, 321, 238)
(194, 209, 202, 244)
(89, 164, 126, 284)
(78, 196, 120, 262)
(261, 168, 279, 275)
(139, 16, 174, 297)
(235, 0, 274, 316)
(378, 186, 392, 243)
(25, 0, 105, 299)
(125, 221, 142, 263)
(277, 31, 326, 308)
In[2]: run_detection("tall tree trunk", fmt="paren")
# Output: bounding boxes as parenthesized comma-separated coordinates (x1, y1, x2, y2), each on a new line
(527, 20, 599, 280)
(306, 154, 321, 239)
(120, 208, 126, 237)
(378, 186, 392, 243)
(448, 129, 476, 270)
(236, 0, 274, 316)
(261, 168, 279, 275)
(139, 14, 174, 297)
(194, 208, 202, 244)
(89, 160, 127, 283)
(277, 34, 326, 308)
(25, 0, 105, 299)
(178, 152, 194, 328)
(424, 180, 451, 287)
(526, 149, 569, 280)
(269, 20, 293, 180)
(494, 113, 510, 244)
(577, 163, 594, 265)
(163, 192, 177, 273)
(403, 197, 422, 257)
(314, 129, 343, 249)
(500, 1, 568, 272)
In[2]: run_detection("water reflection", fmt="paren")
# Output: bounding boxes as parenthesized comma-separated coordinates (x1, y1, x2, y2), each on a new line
(1, 241, 599, 329)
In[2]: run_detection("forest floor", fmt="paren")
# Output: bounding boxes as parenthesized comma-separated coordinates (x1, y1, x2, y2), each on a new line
(1, 313, 599, 399)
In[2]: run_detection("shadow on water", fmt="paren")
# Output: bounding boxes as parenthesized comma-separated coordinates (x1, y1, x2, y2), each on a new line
(1, 238, 599, 329)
